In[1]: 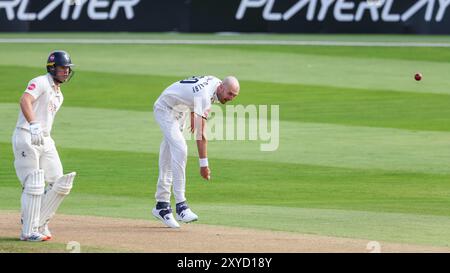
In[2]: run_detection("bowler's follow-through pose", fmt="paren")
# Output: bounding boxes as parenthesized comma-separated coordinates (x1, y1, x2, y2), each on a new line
(12, 50, 76, 241)
(152, 75, 240, 228)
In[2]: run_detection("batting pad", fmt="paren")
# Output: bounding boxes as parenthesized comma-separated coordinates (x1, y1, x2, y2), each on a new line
(39, 172, 76, 227)
(21, 169, 45, 236)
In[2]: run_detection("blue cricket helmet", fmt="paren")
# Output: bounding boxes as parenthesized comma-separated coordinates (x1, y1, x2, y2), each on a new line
(46, 50, 75, 82)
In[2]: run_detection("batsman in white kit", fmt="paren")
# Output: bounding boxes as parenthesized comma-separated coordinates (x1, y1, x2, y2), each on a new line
(152, 75, 240, 228)
(12, 50, 76, 242)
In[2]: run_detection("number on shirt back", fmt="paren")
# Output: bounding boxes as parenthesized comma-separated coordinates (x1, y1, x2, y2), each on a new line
(180, 76, 204, 84)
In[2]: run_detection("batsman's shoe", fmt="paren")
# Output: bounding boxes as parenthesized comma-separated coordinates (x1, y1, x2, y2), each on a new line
(175, 201, 198, 223)
(152, 207, 180, 228)
(39, 224, 52, 240)
(20, 232, 49, 242)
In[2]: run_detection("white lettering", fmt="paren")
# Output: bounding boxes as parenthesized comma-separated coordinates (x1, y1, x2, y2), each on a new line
(0, 0, 20, 20)
(236, 0, 267, 20)
(205, 106, 224, 141)
(317, 0, 334, 21)
(71, 0, 88, 20)
(334, 0, 355, 21)
(109, 0, 139, 19)
(61, 0, 72, 20)
(259, 105, 279, 152)
(17, 0, 35, 20)
(88, 0, 109, 20)
(436, 0, 450, 21)
(263, 0, 281, 21)
(38, 0, 64, 21)
(381, 0, 400, 22)
(283, 0, 312, 21)
(355, 0, 381, 21)
(0, 0, 448, 24)
(0, 0, 139, 21)
(401, 0, 434, 22)
(306, 0, 317, 20)
(229, 105, 259, 141)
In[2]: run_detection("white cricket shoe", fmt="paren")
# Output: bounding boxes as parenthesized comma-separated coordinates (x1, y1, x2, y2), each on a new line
(176, 208, 198, 223)
(175, 202, 198, 223)
(39, 224, 52, 240)
(152, 208, 180, 228)
(20, 232, 49, 242)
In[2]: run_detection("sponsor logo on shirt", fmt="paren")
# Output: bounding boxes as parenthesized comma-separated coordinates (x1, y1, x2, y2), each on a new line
(48, 100, 58, 115)
(27, 83, 36, 91)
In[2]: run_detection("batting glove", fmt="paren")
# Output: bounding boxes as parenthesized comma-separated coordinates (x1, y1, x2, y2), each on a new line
(30, 122, 44, 146)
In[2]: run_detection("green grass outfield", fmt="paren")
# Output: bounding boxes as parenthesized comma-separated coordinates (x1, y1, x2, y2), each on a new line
(0, 237, 118, 253)
(0, 33, 450, 249)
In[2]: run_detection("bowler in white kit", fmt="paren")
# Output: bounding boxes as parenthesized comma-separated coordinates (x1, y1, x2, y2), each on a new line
(152, 75, 240, 228)
(12, 50, 76, 241)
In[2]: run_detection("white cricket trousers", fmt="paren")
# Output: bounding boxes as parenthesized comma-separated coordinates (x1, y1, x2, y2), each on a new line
(153, 107, 187, 204)
(12, 128, 63, 186)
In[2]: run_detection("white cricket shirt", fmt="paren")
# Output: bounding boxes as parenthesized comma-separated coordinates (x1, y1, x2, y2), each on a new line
(154, 76, 221, 119)
(15, 74, 64, 135)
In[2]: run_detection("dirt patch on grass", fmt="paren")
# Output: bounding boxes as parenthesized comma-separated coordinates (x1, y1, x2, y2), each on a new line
(0, 212, 448, 253)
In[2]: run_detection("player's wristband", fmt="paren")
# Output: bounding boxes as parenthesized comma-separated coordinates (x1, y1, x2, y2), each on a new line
(199, 158, 209, 167)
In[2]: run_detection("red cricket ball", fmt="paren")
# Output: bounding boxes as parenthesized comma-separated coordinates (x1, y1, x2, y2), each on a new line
(414, 72, 422, 81)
